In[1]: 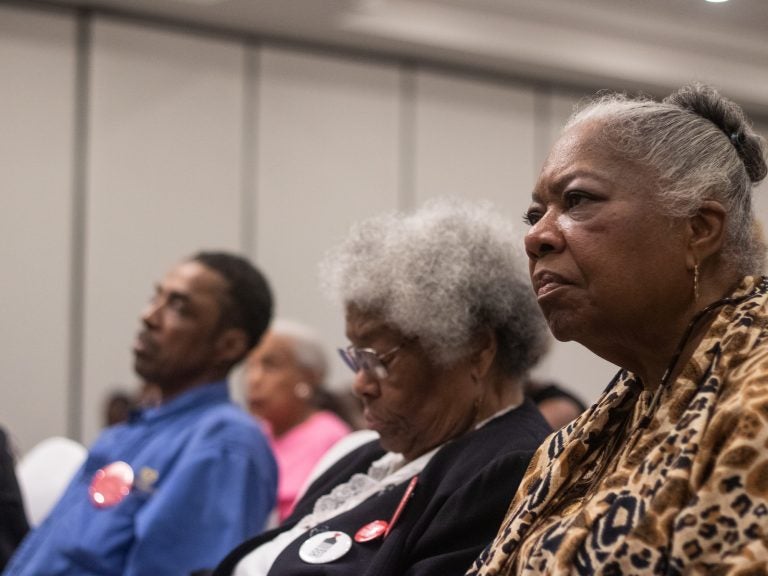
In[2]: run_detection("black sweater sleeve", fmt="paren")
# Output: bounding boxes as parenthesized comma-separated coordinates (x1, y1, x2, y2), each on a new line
(0, 427, 29, 570)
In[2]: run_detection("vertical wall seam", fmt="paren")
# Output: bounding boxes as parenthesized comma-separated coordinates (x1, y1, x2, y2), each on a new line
(398, 62, 416, 211)
(68, 9, 91, 441)
(532, 82, 552, 180)
(240, 41, 259, 257)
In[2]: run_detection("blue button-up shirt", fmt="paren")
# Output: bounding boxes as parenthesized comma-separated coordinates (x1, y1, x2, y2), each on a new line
(4, 381, 277, 576)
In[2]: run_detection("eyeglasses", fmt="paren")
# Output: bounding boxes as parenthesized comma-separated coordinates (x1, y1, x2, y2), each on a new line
(338, 343, 404, 380)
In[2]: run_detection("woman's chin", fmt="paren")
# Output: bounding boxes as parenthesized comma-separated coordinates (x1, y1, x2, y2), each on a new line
(545, 314, 581, 343)
(376, 433, 407, 456)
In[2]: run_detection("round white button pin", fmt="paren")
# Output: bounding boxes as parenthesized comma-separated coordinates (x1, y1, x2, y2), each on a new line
(298, 531, 353, 564)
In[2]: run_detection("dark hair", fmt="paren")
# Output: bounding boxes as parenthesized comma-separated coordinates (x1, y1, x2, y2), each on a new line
(191, 251, 273, 351)
(664, 84, 767, 184)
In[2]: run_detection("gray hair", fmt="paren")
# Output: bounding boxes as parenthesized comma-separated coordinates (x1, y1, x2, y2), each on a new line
(270, 319, 328, 384)
(320, 199, 549, 377)
(565, 83, 768, 275)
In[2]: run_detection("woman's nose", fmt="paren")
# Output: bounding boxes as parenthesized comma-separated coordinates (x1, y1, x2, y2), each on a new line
(351, 369, 380, 399)
(246, 366, 264, 391)
(524, 212, 564, 261)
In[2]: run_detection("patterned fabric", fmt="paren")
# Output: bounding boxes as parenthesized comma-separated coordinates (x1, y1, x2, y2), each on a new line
(468, 276, 768, 576)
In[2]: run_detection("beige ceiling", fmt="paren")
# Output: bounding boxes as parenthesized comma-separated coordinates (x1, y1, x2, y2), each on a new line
(26, 0, 768, 115)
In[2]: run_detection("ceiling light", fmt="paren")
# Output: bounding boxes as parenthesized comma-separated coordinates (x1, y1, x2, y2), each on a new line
(705, 0, 729, 3)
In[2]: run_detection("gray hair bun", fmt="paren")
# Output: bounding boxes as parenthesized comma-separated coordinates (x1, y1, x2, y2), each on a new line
(664, 83, 767, 184)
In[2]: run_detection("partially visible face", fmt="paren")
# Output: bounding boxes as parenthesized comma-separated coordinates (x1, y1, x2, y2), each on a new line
(524, 120, 692, 357)
(345, 307, 477, 461)
(245, 331, 310, 428)
(133, 261, 230, 393)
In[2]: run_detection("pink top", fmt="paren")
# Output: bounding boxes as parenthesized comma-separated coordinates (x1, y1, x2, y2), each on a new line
(269, 411, 351, 521)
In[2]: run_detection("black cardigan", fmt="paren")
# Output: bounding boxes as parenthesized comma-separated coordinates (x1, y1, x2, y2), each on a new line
(0, 427, 29, 570)
(212, 399, 550, 576)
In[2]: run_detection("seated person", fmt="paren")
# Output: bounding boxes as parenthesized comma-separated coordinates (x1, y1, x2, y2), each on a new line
(245, 319, 351, 521)
(525, 379, 587, 429)
(210, 199, 552, 576)
(4, 252, 278, 576)
(467, 84, 768, 574)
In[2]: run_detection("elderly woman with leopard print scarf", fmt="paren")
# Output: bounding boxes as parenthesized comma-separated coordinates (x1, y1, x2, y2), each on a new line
(467, 83, 768, 576)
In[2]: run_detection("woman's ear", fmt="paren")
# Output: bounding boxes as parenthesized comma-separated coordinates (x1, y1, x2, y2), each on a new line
(471, 328, 498, 382)
(686, 200, 727, 268)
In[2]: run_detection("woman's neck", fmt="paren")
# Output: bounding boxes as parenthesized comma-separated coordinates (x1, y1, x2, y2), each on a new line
(630, 274, 743, 390)
(271, 405, 317, 438)
(475, 377, 524, 424)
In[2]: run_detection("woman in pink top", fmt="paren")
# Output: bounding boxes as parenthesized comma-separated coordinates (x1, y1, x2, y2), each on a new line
(245, 320, 351, 521)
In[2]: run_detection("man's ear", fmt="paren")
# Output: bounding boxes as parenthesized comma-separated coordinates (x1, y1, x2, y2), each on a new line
(686, 200, 727, 268)
(215, 328, 250, 365)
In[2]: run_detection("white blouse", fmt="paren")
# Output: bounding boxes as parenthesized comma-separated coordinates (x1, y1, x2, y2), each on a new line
(233, 448, 438, 576)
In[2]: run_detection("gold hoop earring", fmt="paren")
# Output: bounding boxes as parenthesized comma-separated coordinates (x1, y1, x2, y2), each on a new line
(693, 263, 700, 303)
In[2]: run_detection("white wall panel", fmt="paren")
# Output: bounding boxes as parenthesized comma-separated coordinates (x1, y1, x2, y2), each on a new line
(251, 47, 401, 390)
(413, 71, 536, 222)
(0, 6, 75, 453)
(83, 19, 245, 443)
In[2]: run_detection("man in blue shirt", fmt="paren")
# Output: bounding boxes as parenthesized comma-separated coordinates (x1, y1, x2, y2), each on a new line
(4, 252, 278, 576)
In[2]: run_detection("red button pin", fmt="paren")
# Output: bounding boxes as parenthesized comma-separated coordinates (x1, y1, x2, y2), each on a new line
(89, 461, 134, 508)
(383, 475, 418, 538)
(354, 519, 388, 543)
(354, 475, 418, 544)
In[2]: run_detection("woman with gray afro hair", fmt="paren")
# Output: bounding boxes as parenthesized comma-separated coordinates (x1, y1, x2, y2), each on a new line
(321, 198, 549, 375)
(211, 199, 552, 576)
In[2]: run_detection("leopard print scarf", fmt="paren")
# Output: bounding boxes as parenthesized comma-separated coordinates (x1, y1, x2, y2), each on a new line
(468, 276, 768, 576)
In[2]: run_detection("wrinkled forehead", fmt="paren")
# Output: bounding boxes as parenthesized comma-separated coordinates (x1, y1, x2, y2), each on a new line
(542, 120, 608, 172)
(535, 119, 646, 198)
(344, 304, 400, 344)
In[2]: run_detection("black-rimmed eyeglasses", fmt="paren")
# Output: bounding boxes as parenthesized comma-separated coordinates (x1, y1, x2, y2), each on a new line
(337, 343, 404, 380)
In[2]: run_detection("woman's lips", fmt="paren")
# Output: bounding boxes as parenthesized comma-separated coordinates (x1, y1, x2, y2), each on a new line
(363, 408, 382, 430)
(533, 271, 571, 298)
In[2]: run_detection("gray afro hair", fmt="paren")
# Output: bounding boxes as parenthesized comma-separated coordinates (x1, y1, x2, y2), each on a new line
(320, 199, 549, 376)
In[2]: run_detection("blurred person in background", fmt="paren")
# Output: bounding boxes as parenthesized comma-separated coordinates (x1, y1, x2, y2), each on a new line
(524, 379, 587, 430)
(102, 382, 162, 429)
(4, 251, 277, 576)
(245, 319, 351, 521)
(103, 391, 135, 427)
(315, 388, 366, 431)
